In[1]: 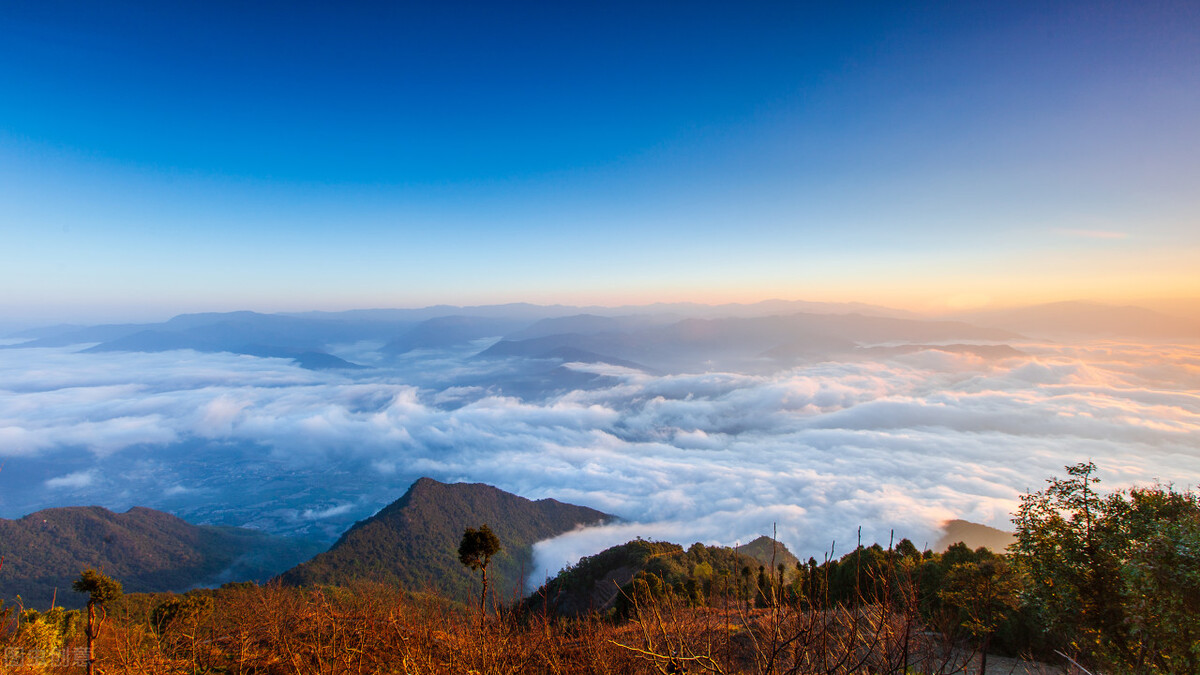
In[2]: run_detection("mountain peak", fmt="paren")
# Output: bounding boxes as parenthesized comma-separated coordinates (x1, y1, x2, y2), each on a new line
(279, 478, 612, 603)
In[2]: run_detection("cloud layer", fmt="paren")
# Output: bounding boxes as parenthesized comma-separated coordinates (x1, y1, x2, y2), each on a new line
(2, 340, 1197, 584)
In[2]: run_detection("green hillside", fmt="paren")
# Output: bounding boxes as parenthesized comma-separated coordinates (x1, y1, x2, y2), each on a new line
(277, 478, 612, 604)
(0, 506, 323, 609)
(739, 535, 800, 570)
(528, 537, 794, 617)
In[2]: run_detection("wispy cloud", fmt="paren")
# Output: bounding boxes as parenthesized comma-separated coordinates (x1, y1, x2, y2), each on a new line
(45, 470, 96, 489)
(300, 504, 355, 521)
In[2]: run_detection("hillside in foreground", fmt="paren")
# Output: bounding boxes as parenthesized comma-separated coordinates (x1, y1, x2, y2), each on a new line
(0, 506, 323, 609)
(526, 538, 795, 617)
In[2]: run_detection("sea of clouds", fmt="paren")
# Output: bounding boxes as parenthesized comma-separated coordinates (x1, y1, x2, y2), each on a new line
(1, 339, 1197, 586)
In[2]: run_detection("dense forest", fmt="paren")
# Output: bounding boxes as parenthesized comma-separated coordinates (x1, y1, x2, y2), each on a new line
(2, 463, 1197, 674)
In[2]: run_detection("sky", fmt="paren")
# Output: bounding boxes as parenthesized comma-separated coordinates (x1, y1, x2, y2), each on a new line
(2, 1, 1200, 322)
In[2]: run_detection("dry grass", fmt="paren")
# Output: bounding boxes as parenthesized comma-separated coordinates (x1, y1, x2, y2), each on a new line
(0, 581, 1057, 675)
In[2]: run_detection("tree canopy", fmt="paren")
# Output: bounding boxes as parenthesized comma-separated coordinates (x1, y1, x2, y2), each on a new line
(1012, 462, 1200, 672)
(73, 568, 123, 606)
(458, 525, 502, 571)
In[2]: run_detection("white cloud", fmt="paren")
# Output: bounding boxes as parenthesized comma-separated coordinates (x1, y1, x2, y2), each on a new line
(300, 504, 355, 520)
(1, 340, 1198, 582)
(45, 470, 96, 489)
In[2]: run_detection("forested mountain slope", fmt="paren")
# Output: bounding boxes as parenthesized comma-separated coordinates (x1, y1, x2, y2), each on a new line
(278, 478, 612, 604)
(0, 506, 321, 609)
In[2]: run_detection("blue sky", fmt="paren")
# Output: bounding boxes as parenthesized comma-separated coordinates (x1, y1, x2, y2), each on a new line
(2, 1, 1198, 321)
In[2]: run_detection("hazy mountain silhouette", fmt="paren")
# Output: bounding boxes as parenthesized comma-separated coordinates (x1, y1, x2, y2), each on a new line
(382, 316, 534, 354)
(5, 311, 414, 351)
(934, 519, 1016, 553)
(849, 343, 1026, 360)
(483, 313, 1015, 373)
(39, 312, 402, 369)
(5, 300, 921, 350)
(82, 332, 366, 370)
(0, 506, 323, 609)
(286, 299, 915, 323)
(6, 304, 1013, 373)
(479, 334, 652, 368)
(739, 535, 801, 569)
(277, 478, 612, 605)
(955, 301, 1200, 339)
(2, 322, 155, 348)
(505, 314, 681, 340)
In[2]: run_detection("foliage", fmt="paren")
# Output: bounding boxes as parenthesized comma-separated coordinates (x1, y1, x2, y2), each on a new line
(73, 569, 123, 607)
(14, 605, 82, 665)
(0, 578, 1030, 675)
(0, 465, 1192, 673)
(150, 591, 214, 634)
(528, 538, 797, 620)
(459, 525, 502, 572)
(1012, 462, 1200, 672)
(460, 524, 503, 615)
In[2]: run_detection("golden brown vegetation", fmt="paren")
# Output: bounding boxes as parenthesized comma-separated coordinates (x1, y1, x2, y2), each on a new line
(0, 571, 1046, 675)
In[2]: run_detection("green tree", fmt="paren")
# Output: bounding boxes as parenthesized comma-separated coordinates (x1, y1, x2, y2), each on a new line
(73, 568, 122, 675)
(1013, 463, 1200, 671)
(458, 524, 501, 617)
(1012, 462, 1112, 656)
(1112, 485, 1200, 672)
(153, 592, 216, 673)
(17, 605, 82, 666)
(939, 555, 1021, 675)
(894, 538, 921, 560)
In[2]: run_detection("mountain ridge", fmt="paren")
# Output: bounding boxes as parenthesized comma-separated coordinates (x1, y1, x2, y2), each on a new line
(277, 477, 613, 604)
(0, 505, 323, 609)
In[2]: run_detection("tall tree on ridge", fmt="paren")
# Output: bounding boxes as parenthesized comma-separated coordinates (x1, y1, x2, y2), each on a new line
(459, 524, 502, 618)
(73, 568, 122, 675)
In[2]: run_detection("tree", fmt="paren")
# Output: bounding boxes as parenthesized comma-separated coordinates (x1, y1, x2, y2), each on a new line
(1111, 484, 1200, 672)
(153, 592, 215, 673)
(939, 554, 1021, 675)
(458, 524, 501, 617)
(1013, 463, 1200, 671)
(16, 606, 82, 666)
(1012, 461, 1111, 656)
(73, 568, 122, 675)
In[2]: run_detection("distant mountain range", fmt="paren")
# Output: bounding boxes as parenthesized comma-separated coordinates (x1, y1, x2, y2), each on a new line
(383, 315, 532, 354)
(953, 300, 1200, 340)
(478, 312, 1016, 373)
(5, 300, 1192, 379)
(0, 506, 323, 609)
(1, 311, 400, 369)
(277, 478, 612, 604)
